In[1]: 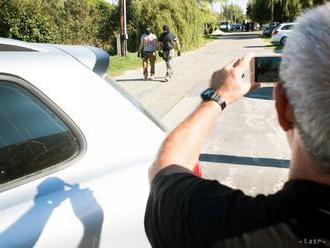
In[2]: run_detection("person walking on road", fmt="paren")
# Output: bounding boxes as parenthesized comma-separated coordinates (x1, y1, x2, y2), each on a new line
(158, 25, 181, 82)
(138, 27, 157, 81)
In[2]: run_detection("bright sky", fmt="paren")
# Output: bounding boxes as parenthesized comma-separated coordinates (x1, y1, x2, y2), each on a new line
(213, 0, 248, 13)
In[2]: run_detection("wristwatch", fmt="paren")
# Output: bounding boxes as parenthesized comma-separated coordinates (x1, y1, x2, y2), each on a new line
(201, 88, 227, 111)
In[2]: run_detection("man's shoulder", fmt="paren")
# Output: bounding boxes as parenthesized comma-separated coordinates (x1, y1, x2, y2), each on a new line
(146, 166, 330, 247)
(169, 32, 177, 39)
(158, 32, 166, 40)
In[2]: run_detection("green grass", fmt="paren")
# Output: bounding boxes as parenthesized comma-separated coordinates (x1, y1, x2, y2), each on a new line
(108, 52, 142, 76)
(262, 37, 283, 52)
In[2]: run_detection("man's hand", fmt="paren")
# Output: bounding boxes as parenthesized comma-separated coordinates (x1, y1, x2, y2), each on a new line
(210, 53, 259, 104)
(177, 50, 182, 57)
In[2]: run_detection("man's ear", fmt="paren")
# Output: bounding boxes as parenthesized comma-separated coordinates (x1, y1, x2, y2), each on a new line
(274, 83, 294, 131)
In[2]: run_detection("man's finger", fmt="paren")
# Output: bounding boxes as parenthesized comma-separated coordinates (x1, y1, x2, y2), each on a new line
(225, 58, 240, 69)
(235, 53, 254, 72)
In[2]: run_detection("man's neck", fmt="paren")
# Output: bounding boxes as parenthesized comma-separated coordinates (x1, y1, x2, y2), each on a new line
(289, 139, 330, 185)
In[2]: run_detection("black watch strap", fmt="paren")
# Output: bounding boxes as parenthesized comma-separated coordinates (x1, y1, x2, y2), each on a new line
(201, 88, 227, 111)
(213, 95, 227, 110)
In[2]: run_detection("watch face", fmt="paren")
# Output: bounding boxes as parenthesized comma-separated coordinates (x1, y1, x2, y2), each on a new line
(201, 88, 216, 100)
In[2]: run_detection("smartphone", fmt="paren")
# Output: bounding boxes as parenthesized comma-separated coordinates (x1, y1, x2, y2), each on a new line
(250, 55, 282, 83)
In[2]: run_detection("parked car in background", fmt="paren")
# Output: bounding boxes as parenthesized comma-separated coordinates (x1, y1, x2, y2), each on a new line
(0, 37, 165, 247)
(220, 21, 232, 32)
(261, 22, 279, 31)
(263, 25, 278, 37)
(231, 24, 242, 32)
(271, 22, 297, 45)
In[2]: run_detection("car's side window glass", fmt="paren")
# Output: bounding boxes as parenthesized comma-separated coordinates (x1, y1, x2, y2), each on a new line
(282, 25, 291, 30)
(0, 80, 80, 186)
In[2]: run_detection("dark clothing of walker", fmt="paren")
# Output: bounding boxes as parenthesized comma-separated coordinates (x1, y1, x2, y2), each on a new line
(158, 32, 177, 79)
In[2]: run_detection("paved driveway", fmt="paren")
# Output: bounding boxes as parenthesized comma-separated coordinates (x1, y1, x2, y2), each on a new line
(114, 32, 290, 195)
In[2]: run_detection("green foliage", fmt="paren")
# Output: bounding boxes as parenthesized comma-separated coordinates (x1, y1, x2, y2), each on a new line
(247, 0, 271, 23)
(0, 0, 54, 42)
(220, 4, 245, 23)
(0, 0, 218, 54)
(0, 0, 118, 52)
(128, 0, 216, 52)
(247, 0, 329, 23)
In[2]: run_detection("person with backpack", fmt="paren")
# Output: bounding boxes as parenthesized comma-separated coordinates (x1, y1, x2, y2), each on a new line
(158, 25, 181, 82)
(138, 27, 158, 81)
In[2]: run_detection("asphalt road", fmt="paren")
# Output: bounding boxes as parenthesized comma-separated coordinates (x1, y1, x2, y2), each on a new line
(114, 32, 290, 196)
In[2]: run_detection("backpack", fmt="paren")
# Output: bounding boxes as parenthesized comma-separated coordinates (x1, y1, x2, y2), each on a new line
(161, 32, 175, 51)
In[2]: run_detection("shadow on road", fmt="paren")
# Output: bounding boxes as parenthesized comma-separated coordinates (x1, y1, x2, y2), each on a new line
(200, 154, 290, 168)
(274, 48, 283, 54)
(244, 45, 275, 48)
(210, 33, 262, 40)
(245, 87, 274, 100)
(116, 77, 165, 83)
(116, 78, 144, 81)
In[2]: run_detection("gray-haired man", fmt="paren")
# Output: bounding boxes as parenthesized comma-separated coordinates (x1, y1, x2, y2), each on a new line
(145, 3, 330, 248)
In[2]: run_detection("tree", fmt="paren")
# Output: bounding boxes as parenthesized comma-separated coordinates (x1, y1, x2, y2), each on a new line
(300, 0, 313, 9)
(282, 0, 302, 21)
(247, 0, 305, 23)
(128, 0, 213, 52)
(247, 0, 270, 23)
(0, 0, 54, 43)
(221, 4, 245, 22)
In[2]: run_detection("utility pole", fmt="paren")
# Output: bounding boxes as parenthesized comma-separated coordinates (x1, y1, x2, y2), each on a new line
(119, 0, 127, 56)
(271, 0, 275, 24)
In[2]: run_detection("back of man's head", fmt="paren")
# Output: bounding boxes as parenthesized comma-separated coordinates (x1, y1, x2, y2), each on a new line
(163, 25, 170, 33)
(145, 27, 151, 35)
(280, 3, 330, 173)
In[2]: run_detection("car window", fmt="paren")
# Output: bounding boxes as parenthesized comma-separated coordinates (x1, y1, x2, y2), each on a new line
(0, 80, 80, 186)
(273, 25, 281, 31)
(281, 25, 292, 30)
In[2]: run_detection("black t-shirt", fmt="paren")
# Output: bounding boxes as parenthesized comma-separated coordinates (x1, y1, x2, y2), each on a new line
(158, 32, 177, 51)
(144, 165, 330, 248)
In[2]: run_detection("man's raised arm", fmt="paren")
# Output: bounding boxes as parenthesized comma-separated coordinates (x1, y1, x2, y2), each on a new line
(149, 54, 258, 182)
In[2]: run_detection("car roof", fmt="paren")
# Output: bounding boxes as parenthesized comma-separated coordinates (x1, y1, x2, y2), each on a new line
(0, 37, 109, 78)
(279, 22, 297, 26)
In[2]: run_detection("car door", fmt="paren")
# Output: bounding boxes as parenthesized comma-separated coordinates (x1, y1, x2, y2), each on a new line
(0, 74, 88, 247)
(0, 50, 164, 247)
(280, 24, 293, 37)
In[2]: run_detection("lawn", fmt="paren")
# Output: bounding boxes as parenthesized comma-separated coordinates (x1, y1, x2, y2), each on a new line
(108, 52, 142, 77)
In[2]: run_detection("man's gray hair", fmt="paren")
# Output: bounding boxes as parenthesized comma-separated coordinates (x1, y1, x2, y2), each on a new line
(280, 2, 330, 171)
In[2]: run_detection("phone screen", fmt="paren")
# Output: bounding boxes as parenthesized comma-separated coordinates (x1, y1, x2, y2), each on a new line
(255, 56, 282, 82)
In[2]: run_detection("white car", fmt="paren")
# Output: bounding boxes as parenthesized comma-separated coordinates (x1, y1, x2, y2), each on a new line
(271, 22, 297, 45)
(0, 37, 164, 247)
(220, 21, 231, 32)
